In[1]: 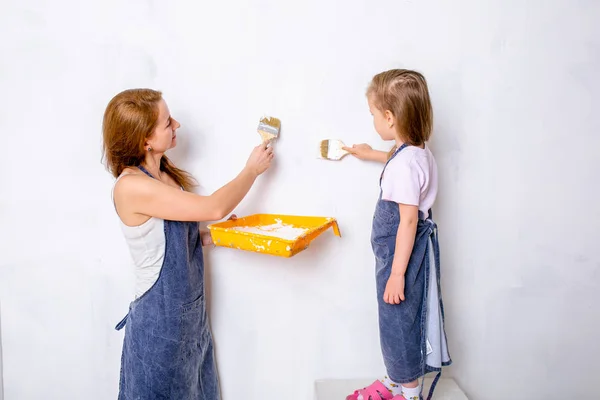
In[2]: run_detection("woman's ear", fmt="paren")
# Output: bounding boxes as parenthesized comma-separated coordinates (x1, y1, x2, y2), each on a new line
(144, 137, 154, 152)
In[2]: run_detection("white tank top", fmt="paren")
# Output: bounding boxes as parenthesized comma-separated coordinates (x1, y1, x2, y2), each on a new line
(112, 174, 166, 298)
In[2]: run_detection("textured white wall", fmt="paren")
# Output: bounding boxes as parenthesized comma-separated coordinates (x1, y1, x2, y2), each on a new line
(1, 0, 598, 399)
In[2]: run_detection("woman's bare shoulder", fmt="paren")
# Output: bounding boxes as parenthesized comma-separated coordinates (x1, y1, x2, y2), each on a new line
(114, 168, 154, 197)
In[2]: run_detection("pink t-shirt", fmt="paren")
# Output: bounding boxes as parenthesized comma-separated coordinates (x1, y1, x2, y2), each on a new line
(381, 145, 438, 214)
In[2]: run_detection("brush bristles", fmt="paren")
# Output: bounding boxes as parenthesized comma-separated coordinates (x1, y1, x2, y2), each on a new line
(259, 116, 281, 128)
(319, 141, 330, 158)
(257, 116, 280, 144)
(258, 117, 281, 136)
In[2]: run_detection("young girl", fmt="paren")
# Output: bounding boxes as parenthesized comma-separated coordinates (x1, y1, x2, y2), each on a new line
(344, 69, 451, 400)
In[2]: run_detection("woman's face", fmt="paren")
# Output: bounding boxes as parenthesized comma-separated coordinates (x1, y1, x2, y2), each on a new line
(146, 99, 180, 153)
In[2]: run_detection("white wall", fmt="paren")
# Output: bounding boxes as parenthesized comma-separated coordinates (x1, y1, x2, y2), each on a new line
(1, 0, 599, 399)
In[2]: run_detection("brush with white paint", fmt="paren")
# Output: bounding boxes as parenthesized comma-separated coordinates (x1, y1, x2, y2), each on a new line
(257, 116, 281, 144)
(318, 139, 351, 161)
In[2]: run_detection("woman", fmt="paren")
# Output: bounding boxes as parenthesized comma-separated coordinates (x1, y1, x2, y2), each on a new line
(103, 88, 273, 399)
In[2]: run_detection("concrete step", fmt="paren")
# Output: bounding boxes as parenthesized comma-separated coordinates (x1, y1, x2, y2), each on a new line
(315, 378, 467, 400)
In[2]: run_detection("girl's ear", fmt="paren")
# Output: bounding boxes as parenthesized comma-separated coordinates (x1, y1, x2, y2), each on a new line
(384, 110, 395, 128)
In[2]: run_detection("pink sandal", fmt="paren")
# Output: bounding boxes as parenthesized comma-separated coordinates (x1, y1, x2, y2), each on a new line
(346, 380, 406, 400)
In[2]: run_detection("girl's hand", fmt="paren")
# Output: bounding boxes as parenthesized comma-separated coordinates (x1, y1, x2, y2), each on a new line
(384, 274, 405, 304)
(246, 144, 274, 176)
(201, 214, 237, 246)
(342, 143, 374, 160)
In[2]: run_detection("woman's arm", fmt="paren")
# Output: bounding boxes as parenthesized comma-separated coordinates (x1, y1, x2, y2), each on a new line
(115, 145, 273, 223)
(199, 214, 237, 246)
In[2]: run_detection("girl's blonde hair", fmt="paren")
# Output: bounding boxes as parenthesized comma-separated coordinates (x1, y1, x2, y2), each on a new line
(367, 69, 433, 158)
(102, 88, 196, 191)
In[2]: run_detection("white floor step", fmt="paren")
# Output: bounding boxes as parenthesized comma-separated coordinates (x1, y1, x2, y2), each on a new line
(315, 378, 467, 400)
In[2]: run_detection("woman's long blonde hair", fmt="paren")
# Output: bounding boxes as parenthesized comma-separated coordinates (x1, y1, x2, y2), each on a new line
(102, 89, 195, 191)
(367, 69, 433, 159)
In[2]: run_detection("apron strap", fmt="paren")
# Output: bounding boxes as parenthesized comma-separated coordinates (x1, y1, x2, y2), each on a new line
(418, 209, 433, 221)
(421, 216, 441, 400)
(138, 165, 155, 179)
(425, 371, 442, 400)
(115, 312, 129, 331)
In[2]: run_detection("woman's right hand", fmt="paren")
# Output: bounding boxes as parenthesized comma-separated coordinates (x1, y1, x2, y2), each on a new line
(245, 143, 274, 176)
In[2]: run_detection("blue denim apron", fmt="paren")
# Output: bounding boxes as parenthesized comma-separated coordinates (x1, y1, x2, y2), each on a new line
(371, 144, 452, 400)
(114, 166, 220, 400)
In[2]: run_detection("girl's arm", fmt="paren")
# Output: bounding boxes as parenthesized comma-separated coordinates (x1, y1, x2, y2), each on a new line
(343, 144, 388, 163)
(384, 203, 419, 304)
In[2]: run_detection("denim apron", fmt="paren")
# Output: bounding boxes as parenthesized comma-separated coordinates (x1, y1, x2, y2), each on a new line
(371, 144, 452, 400)
(114, 166, 220, 400)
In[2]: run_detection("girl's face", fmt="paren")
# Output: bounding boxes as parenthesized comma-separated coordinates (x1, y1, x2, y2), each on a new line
(368, 96, 397, 142)
(146, 98, 181, 153)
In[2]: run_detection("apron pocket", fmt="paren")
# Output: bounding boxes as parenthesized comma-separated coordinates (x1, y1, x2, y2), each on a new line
(180, 293, 208, 338)
(182, 293, 204, 313)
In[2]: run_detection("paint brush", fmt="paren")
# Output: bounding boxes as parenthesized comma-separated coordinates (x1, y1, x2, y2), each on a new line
(318, 139, 350, 161)
(257, 116, 281, 144)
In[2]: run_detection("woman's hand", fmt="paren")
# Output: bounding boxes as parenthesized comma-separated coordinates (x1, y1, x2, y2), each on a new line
(383, 274, 405, 304)
(200, 214, 237, 246)
(245, 144, 274, 176)
(200, 230, 212, 246)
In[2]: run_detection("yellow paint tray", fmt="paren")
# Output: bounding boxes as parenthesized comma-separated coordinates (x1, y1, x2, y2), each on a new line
(207, 214, 341, 257)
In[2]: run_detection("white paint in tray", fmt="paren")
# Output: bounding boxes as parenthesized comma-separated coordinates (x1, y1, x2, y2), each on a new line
(232, 219, 308, 240)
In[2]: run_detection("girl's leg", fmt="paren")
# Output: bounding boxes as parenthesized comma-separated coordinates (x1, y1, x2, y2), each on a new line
(400, 380, 421, 400)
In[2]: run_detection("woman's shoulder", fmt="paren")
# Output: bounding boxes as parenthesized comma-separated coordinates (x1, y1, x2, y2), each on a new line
(121, 166, 145, 176)
(114, 168, 154, 197)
